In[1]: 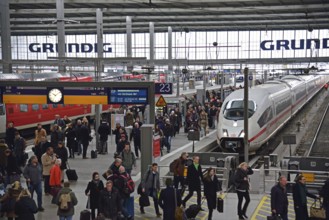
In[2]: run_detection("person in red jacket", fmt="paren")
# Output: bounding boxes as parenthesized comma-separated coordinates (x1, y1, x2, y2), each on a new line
(50, 159, 62, 188)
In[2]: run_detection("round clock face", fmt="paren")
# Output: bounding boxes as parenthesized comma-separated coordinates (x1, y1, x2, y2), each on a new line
(48, 88, 63, 103)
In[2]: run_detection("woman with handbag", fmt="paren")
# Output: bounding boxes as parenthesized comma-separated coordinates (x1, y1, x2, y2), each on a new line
(203, 167, 222, 220)
(85, 172, 104, 220)
(159, 178, 182, 220)
(293, 174, 318, 220)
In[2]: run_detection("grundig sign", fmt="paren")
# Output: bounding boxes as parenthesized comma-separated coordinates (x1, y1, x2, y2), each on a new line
(260, 38, 329, 50)
(28, 43, 112, 53)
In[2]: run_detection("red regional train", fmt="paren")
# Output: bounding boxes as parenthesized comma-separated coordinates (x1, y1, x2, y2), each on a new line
(0, 73, 119, 138)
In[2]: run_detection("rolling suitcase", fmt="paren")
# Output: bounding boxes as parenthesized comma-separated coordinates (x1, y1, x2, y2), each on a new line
(217, 197, 223, 213)
(80, 209, 91, 220)
(66, 161, 78, 181)
(91, 150, 97, 159)
(185, 204, 201, 219)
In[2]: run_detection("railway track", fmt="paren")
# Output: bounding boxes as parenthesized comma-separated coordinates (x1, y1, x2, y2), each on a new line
(307, 94, 329, 157)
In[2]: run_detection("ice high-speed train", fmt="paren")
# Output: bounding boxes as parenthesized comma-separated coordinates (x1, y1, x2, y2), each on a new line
(217, 72, 329, 155)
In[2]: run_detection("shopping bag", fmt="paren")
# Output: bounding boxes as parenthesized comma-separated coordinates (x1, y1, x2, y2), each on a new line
(139, 194, 150, 207)
(310, 199, 326, 219)
(175, 206, 185, 220)
(217, 197, 224, 213)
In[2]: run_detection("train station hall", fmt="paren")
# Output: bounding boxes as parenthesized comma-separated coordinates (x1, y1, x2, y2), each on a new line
(1, 0, 329, 220)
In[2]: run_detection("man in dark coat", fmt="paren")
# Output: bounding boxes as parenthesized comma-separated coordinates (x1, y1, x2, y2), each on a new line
(271, 176, 289, 220)
(54, 141, 68, 181)
(32, 136, 51, 164)
(182, 156, 203, 208)
(130, 122, 141, 158)
(159, 178, 182, 220)
(80, 123, 90, 159)
(5, 122, 17, 150)
(163, 119, 174, 153)
(97, 120, 110, 154)
(320, 178, 329, 219)
(173, 152, 188, 189)
(99, 180, 122, 219)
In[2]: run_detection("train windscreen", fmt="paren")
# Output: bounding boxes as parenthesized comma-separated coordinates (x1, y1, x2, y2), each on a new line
(223, 100, 255, 120)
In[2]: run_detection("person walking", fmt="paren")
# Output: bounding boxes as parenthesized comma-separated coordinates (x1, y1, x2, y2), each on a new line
(173, 152, 188, 189)
(80, 121, 90, 159)
(140, 163, 162, 217)
(14, 189, 38, 220)
(270, 176, 289, 220)
(293, 174, 317, 220)
(5, 121, 17, 150)
(182, 156, 203, 209)
(97, 120, 110, 154)
(54, 141, 68, 182)
(64, 123, 76, 158)
(130, 122, 141, 158)
(55, 181, 78, 220)
(159, 178, 182, 220)
(234, 162, 253, 220)
(120, 142, 136, 175)
(50, 159, 62, 188)
(23, 155, 44, 212)
(99, 180, 122, 220)
(203, 167, 222, 220)
(163, 119, 174, 153)
(85, 172, 104, 220)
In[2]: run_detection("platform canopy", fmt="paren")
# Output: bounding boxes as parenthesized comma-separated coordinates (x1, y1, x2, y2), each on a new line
(8, 0, 329, 35)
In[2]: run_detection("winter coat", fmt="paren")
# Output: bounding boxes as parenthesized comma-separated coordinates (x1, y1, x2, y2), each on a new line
(33, 141, 51, 164)
(234, 167, 253, 191)
(121, 150, 136, 170)
(293, 182, 317, 207)
(0, 143, 9, 167)
(320, 179, 329, 205)
(163, 124, 174, 137)
(34, 128, 47, 145)
(141, 170, 160, 197)
(50, 130, 63, 148)
(5, 127, 17, 149)
(64, 127, 76, 149)
(271, 183, 288, 215)
(49, 165, 62, 187)
(125, 112, 134, 126)
(173, 157, 187, 177)
(98, 188, 121, 218)
(115, 172, 133, 199)
(84, 180, 104, 209)
(55, 187, 78, 217)
(41, 153, 55, 176)
(80, 125, 90, 145)
(203, 175, 222, 209)
(23, 162, 42, 185)
(159, 186, 182, 220)
(130, 127, 141, 146)
(0, 188, 22, 218)
(98, 123, 110, 141)
(186, 163, 203, 191)
(54, 146, 68, 170)
(14, 196, 38, 220)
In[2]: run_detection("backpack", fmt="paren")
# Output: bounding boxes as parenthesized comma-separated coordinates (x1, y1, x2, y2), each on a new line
(59, 193, 71, 212)
(169, 158, 179, 173)
(121, 174, 135, 195)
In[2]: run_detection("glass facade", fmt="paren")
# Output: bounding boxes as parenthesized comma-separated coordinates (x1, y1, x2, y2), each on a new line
(1, 29, 329, 62)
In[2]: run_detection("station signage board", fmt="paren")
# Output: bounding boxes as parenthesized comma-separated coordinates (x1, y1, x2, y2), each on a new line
(155, 83, 173, 95)
(108, 88, 148, 104)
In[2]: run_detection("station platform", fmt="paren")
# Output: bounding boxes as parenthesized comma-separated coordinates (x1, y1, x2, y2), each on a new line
(0, 126, 261, 220)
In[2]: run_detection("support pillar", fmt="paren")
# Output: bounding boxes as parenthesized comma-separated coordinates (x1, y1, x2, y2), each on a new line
(0, 0, 12, 73)
(149, 22, 155, 81)
(168, 26, 173, 83)
(140, 125, 154, 178)
(243, 67, 249, 163)
(126, 16, 133, 71)
(56, 0, 66, 72)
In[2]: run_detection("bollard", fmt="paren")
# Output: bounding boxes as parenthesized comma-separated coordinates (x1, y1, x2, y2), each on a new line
(296, 121, 301, 132)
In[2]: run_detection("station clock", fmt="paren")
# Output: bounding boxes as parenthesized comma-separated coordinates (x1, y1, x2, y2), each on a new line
(47, 87, 64, 104)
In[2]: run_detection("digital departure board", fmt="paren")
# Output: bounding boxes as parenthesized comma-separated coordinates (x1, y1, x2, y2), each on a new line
(109, 88, 148, 104)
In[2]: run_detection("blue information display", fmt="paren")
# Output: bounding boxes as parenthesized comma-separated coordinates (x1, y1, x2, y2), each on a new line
(108, 88, 148, 104)
(155, 83, 173, 94)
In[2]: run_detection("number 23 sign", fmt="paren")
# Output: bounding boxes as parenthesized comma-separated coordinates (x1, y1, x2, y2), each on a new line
(155, 83, 173, 95)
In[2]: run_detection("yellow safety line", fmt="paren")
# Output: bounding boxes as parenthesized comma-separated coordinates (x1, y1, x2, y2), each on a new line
(251, 195, 268, 219)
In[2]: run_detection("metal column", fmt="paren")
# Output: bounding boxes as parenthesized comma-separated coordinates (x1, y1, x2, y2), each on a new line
(95, 8, 103, 149)
(126, 16, 133, 71)
(149, 22, 155, 81)
(243, 67, 249, 163)
(168, 26, 173, 83)
(140, 125, 154, 178)
(56, 0, 66, 73)
(0, 0, 12, 73)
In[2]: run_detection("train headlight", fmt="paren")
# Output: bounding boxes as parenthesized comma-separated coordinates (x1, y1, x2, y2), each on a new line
(223, 129, 228, 137)
(233, 120, 238, 127)
(239, 130, 245, 137)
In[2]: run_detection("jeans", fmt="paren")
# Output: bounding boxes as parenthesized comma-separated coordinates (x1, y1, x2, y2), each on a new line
(121, 198, 130, 217)
(29, 182, 43, 208)
(59, 216, 72, 220)
(237, 190, 250, 216)
(82, 142, 89, 158)
(164, 136, 171, 152)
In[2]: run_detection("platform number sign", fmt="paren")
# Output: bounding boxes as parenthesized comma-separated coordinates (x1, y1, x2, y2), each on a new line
(155, 83, 173, 95)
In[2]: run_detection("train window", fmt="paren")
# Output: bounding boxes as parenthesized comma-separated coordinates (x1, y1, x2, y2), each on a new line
(20, 104, 28, 112)
(32, 104, 39, 111)
(257, 106, 273, 128)
(0, 104, 4, 115)
(8, 107, 14, 114)
(53, 104, 58, 108)
(223, 100, 255, 120)
(42, 104, 48, 109)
